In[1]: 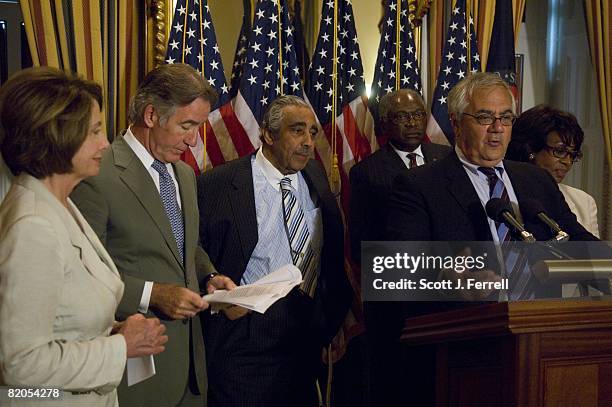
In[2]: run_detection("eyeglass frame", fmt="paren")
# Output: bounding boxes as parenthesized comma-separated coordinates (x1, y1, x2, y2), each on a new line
(543, 144, 583, 162)
(462, 112, 517, 127)
(385, 110, 427, 124)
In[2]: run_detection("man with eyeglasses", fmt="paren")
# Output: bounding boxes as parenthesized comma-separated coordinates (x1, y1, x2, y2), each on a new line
(384, 72, 598, 406)
(387, 72, 597, 244)
(348, 88, 450, 407)
(349, 88, 450, 262)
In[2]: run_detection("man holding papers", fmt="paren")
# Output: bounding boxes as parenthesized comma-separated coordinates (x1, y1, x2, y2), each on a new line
(197, 96, 352, 407)
(72, 64, 235, 407)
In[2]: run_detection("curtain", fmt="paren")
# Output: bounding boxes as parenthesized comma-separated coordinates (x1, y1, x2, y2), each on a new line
(584, 0, 612, 168)
(20, 1, 105, 88)
(20, 0, 144, 137)
(472, 0, 526, 70)
(471, 0, 496, 71)
(513, 0, 526, 45)
(109, 2, 142, 135)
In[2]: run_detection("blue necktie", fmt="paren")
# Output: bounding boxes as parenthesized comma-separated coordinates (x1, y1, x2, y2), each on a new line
(152, 159, 184, 265)
(478, 167, 510, 242)
(280, 177, 318, 297)
(478, 167, 534, 300)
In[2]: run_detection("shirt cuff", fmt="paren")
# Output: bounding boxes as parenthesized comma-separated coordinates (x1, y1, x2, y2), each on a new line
(138, 281, 153, 313)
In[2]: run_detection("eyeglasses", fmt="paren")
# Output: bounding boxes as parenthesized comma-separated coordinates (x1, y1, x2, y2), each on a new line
(387, 110, 427, 124)
(463, 113, 516, 126)
(544, 144, 583, 162)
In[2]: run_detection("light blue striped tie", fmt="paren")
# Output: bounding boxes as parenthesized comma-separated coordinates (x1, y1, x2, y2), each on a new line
(152, 159, 184, 265)
(280, 177, 317, 296)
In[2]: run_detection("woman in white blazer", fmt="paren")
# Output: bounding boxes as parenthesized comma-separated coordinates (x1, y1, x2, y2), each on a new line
(0, 68, 168, 406)
(507, 104, 600, 238)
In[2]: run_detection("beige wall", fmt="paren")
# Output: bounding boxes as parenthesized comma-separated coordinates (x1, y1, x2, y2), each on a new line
(209, 0, 245, 84)
(205, 0, 385, 88)
(351, 0, 383, 90)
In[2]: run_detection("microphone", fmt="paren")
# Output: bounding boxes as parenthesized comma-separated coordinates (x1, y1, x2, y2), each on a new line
(521, 198, 570, 242)
(485, 198, 536, 242)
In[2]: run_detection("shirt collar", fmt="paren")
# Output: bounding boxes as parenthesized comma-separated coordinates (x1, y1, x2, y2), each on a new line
(255, 148, 299, 191)
(124, 127, 172, 172)
(390, 142, 424, 158)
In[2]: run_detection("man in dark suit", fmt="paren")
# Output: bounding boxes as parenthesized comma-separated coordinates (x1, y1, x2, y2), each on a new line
(72, 64, 236, 407)
(349, 89, 450, 406)
(197, 95, 352, 407)
(384, 72, 597, 405)
(349, 88, 451, 261)
(387, 73, 597, 244)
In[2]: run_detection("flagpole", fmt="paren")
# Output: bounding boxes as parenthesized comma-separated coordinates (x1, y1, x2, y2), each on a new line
(466, 0, 472, 74)
(409, 0, 420, 62)
(198, 0, 208, 173)
(395, 0, 401, 90)
(277, 0, 284, 95)
(330, 0, 339, 192)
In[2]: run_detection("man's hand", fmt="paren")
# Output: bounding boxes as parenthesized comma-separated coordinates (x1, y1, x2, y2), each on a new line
(150, 283, 209, 320)
(222, 305, 250, 320)
(206, 274, 249, 320)
(206, 274, 237, 293)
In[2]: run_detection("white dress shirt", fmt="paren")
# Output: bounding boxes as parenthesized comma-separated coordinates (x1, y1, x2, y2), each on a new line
(390, 143, 426, 168)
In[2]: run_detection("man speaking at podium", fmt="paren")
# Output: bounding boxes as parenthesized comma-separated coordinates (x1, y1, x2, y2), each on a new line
(383, 72, 598, 406)
(387, 72, 597, 248)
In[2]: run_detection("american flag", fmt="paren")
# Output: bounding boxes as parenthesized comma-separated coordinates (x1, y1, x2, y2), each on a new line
(304, 0, 377, 361)
(229, 12, 250, 99)
(426, 0, 480, 145)
(369, 0, 422, 104)
(487, 0, 519, 108)
(292, 0, 310, 82)
(233, 0, 304, 148)
(165, 0, 251, 172)
(305, 0, 376, 210)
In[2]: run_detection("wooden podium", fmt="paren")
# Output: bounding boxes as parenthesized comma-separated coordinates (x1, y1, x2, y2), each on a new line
(401, 299, 612, 406)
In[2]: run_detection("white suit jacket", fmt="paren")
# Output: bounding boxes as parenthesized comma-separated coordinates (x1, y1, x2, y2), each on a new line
(559, 183, 600, 238)
(0, 174, 126, 406)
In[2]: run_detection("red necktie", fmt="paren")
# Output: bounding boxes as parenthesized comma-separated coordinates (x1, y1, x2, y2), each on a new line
(407, 153, 418, 169)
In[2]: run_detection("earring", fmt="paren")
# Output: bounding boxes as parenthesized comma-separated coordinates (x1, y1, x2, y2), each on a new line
(528, 153, 535, 161)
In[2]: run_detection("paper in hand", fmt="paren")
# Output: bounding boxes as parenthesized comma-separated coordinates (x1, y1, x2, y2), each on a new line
(202, 264, 302, 313)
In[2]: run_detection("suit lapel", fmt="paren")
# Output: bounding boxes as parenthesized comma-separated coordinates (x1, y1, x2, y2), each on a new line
(381, 144, 407, 173)
(229, 156, 259, 267)
(67, 200, 124, 303)
(113, 136, 183, 267)
(422, 143, 441, 163)
(443, 154, 493, 240)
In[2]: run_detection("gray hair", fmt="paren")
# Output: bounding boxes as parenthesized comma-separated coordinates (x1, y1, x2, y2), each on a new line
(128, 63, 218, 125)
(378, 88, 425, 119)
(447, 72, 516, 117)
(261, 95, 310, 138)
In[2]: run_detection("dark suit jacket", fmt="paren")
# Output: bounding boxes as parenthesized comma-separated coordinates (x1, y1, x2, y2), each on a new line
(387, 152, 597, 242)
(71, 135, 214, 407)
(197, 154, 351, 406)
(349, 142, 451, 261)
(378, 153, 598, 406)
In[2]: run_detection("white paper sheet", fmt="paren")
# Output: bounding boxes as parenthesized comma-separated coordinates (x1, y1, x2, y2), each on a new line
(126, 355, 156, 386)
(202, 264, 302, 313)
